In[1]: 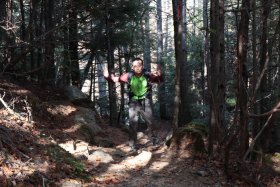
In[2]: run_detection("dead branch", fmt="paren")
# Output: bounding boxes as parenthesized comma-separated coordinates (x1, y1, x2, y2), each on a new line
(0, 93, 25, 120)
(243, 100, 280, 162)
(243, 113, 274, 162)
(249, 101, 280, 118)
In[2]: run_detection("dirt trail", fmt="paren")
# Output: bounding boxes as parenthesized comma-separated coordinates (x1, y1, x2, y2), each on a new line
(2, 79, 272, 186)
(58, 119, 221, 187)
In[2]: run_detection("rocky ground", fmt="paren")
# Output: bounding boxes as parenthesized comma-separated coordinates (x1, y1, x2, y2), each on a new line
(0, 78, 279, 187)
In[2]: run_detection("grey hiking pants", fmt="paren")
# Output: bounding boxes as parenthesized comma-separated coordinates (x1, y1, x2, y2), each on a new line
(128, 98, 155, 147)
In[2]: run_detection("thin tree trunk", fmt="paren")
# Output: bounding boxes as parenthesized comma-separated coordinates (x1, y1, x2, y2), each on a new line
(236, 0, 251, 161)
(202, 0, 209, 117)
(208, 0, 225, 155)
(143, 0, 151, 72)
(29, 0, 36, 81)
(97, 55, 107, 116)
(19, 0, 27, 73)
(36, 0, 44, 82)
(106, 0, 118, 126)
(69, 2, 80, 87)
(258, 0, 272, 152)
(43, 0, 55, 85)
(157, 0, 167, 119)
(0, 0, 6, 70)
(117, 47, 125, 125)
(251, 0, 259, 142)
(172, 0, 184, 130)
(178, 0, 192, 126)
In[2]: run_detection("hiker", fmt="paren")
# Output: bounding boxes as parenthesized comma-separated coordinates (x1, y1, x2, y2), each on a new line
(103, 58, 163, 151)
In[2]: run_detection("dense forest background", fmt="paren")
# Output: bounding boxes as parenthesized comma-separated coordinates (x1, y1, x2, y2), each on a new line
(1, 0, 280, 184)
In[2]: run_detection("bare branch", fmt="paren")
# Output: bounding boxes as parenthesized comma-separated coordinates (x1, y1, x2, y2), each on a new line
(0, 93, 25, 120)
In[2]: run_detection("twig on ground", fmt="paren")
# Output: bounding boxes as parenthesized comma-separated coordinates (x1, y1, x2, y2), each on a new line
(0, 93, 25, 120)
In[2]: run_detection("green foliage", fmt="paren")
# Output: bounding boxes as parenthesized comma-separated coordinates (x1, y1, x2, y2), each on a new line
(190, 103, 209, 119)
(171, 121, 207, 153)
(226, 98, 236, 107)
(263, 153, 280, 166)
(180, 120, 208, 137)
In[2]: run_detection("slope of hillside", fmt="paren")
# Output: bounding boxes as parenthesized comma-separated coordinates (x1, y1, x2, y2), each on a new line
(0, 78, 279, 186)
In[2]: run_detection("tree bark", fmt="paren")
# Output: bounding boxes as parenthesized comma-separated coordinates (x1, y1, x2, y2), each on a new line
(106, 0, 118, 126)
(143, 0, 151, 72)
(178, 0, 192, 126)
(258, 0, 272, 152)
(236, 0, 251, 161)
(208, 0, 225, 155)
(69, 2, 80, 87)
(19, 0, 27, 73)
(202, 0, 209, 117)
(157, 0, 167, 119)
(172, 0, 188, 129)
(43, 0, 55, 85)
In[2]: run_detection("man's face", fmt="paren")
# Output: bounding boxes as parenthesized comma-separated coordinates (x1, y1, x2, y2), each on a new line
(132, 60, 144, 74)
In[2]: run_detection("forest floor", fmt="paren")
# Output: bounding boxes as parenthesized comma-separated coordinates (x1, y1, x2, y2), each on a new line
(0, 78, 280, 187)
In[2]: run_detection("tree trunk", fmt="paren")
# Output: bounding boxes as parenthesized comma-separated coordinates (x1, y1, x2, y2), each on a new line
(236, 0, 251, 161)
(164, 0, 170, 55)
(208, 0, 225, 155)
(178, 0, 192, 126)
(43, 0, 55, 85)
(19, 0, 27, 73)
(251, 0, 259, 145)
(0, 0, 6, 70)
(81, 53, 94, 88)
(172, 0, 184, 130)
(97, 55, 107, 116)
(6, 0, 14, 68)
(106, 0, 118, 126)
(157, 0, 167, 119)
(143, 0, 151, 72)
(202, 0, 209, 117)
(258, 0, 272, 153)
(29, 0, 36, 81)
(117, 47, 126, 124)
(69, 2, 80, 87)
(36, 0, 44, 82)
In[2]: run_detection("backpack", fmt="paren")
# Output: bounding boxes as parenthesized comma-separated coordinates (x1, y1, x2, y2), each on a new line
(127, 69, 151, 100)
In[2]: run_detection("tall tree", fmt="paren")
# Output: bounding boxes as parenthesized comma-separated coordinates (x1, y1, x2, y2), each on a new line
(105, 0, 118, 126)
(143, 0, 151, 72)
(68, 1, 80, 87)
(172, 0, 191, 128)
(208, 0, 225, 155)
(19, 0, 27, 72)
(236, 0, 251, 161)
(43, 0, 55, 84)
(258, 0, 272, 152)
(202, 0, 209, 117)
(178, 0, 192, 126)
(157, 0, 167, 119)
(0, 0, 6, 70)
(172, 0, 182, 130)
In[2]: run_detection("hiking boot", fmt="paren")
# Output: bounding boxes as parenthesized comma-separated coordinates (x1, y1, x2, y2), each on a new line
(152, 136, 159, 146)
(129, 144, 137, 152)
(128, 141, 139, 152)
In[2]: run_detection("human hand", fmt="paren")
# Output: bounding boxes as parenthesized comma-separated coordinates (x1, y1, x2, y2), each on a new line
(153, 64, 162, 76)
(103, 67, 109, 78)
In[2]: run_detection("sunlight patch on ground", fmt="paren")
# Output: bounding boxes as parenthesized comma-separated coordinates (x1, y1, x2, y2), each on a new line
(108, 151, 152, 172)
(116, 143, 133, 152)
(149, 161, 169, 171)
(125, 151, 152, 167)
(58, 140, 88, 156)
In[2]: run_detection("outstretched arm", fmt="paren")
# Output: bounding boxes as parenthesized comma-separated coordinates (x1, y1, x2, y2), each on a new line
(149, 65, 163, 83)
(103, 67, 129, 83)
